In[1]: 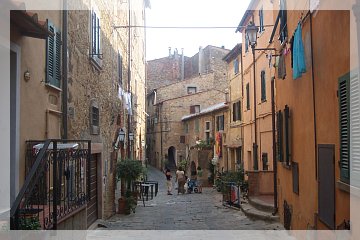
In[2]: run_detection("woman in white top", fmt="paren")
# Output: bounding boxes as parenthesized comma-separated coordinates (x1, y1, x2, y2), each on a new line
(175, 167, 185, 194)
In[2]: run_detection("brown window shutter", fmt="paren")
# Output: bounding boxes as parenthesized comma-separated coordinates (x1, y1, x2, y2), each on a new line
(190, 106, 195, 114)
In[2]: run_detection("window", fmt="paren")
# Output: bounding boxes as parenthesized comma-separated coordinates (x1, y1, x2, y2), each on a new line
(262, 153, 268, 170)
(118, 51, 123, 87)
(261, 70, 266, 101)
(259, 7, 265, 33)
(180, 136, 185, 143)
(338, 73, 349, 183)
(245, 34, 249, 53)
(233, 101, 241, 121)
(184, 122, 189, 134)
(90, 100, 100, 135)
(190, 105, 200, 114)
(216, 115, 224, 131)
(187, 87, 197, 94)
(46, 20, 61, 88)
(236, 147, 242, 165)
(90, 8, 102, 67)
(195, 119, 200, 133)
(205, 121, 211, 144)
(277, 105, 291, 165)
(279, 0, 288, 44)
(284, 105, 291, 165)
(234, 58, 239, 75)
(246, 83, 250, 110)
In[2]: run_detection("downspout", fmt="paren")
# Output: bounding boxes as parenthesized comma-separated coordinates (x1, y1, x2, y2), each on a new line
(271, 77, 278, 215)
(127, 0, 132, 159)
(252, 46, 258, 170)
(309, 12, 318, 179)
(62, 1, 68, 139)
(160, 102, 163, 169)
(241, 45, 245, 171)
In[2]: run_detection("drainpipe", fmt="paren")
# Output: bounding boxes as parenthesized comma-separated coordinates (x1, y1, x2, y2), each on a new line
(252, 46, 258, 170)
(160, 102, 163, 169)
(309, 11, 318, 179)
(62, 1, 68, 139)
(271, 77, 278, 215)
(127, 0, 131, 159)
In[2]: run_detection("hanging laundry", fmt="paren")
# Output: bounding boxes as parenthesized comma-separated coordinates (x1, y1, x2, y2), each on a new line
(268, 53, 273, 68)
(118, 86, 124, 99)
(292, 23, 306, 79)
(289, 35, 294, 68)
(278, 52, 286, 79)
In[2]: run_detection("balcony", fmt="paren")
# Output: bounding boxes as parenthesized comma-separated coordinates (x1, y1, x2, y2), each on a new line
(10, 139, 91, 230)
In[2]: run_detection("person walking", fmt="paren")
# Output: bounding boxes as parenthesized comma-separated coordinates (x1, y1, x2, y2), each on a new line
(175, 167, 186, 194)
(165, 168, 173, 195)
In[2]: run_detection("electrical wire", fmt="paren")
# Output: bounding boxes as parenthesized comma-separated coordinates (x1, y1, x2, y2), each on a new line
(113, 24, 275, 29)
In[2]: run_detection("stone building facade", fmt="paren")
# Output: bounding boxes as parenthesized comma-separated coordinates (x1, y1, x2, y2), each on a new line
(146, 45, 230, 171)
(66, 0, 147, 220)
(181, 102, 229, 184)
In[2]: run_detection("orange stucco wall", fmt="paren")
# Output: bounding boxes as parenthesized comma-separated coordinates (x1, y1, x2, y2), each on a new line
(275, 10, 350, 229)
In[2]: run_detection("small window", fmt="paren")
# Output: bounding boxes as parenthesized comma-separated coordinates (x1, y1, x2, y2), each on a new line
(90, 7, 102, 67)
(233, 101, 241, 121)
(90, 100, 100, 135)
(246, 83, 250, 110)
(180, 136, 185, 143)
(245, 34, 249, 53)
(184, 122, 189, 134)
(46, 20, 61, 88)
(234, 59, 239, 75)
(205, 132, 210, 144)
(262, 152, 268, 170)
(216, 115, 224, 131)
(205, 121, 211, 131)
(187, 87, 197, 94)
(261, 70, 266, 102)
(190, 105, 200, 114)
(259, 7, 265, 33)
(195, 119, 200, 133)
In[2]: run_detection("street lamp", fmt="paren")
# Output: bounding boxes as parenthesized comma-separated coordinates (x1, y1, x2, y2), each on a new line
(245, 21, 259, 171)
(245, 21, 258, 48)
(114, 128, 126, 150)
(129, 132, 134, 141)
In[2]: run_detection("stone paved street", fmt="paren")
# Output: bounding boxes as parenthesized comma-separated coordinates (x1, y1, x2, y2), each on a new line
(101, 166, 284, 230)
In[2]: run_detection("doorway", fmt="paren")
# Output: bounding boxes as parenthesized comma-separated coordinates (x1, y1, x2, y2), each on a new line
(167, 146, 176, 169)
(318, 144, 335, 229)
(10, 43, 21, 205)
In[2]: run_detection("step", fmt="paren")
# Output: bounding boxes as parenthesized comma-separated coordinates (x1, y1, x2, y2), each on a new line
(240, 200, 279, 222)
(248, 196, 275, 213)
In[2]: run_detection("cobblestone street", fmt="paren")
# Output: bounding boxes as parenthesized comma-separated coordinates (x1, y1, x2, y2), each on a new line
(100, 166, 284, 230)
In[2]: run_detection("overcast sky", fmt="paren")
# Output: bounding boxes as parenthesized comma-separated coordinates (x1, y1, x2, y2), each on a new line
(145, 0, 251, 60)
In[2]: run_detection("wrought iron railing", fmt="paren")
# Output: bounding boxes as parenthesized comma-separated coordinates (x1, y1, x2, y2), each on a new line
(10, 139, 91, 230)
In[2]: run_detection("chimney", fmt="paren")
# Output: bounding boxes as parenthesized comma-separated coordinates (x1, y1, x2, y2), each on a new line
(168, 47, 171, 58)
(198, 46, 203, 75)
(181, 48, 185, 80)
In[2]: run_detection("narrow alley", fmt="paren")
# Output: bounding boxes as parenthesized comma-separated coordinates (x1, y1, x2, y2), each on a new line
(97, 166, 283, 230)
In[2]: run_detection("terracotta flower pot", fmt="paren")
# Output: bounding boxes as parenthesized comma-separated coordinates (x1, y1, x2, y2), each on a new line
(117, 198, 126, 214)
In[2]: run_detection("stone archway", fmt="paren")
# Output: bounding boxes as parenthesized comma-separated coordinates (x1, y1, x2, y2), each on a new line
(167, 146, 176, 169)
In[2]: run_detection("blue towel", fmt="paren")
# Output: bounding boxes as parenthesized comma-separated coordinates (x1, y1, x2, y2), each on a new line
(293, 23, 306, 79)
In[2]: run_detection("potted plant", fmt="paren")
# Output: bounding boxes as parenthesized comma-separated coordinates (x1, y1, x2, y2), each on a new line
(116, 159, 144, 214)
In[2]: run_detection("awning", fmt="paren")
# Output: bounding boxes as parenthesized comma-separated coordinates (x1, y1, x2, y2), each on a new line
(10, 10, 54, 39)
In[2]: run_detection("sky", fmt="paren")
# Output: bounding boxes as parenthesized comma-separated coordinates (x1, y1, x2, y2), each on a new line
(145, 0, 251, 60)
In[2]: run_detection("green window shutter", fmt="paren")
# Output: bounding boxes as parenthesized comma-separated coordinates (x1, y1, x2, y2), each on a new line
(233, 103, 236, 121)
(277, 110, 283, 162)
(239, 101, 242, 121)
(46, 20, 61, 88)
(46, 21, 55, 85)
(54, 30, 61, 88)
(338, 73, 350, 183)
(261, 71, 266, 101)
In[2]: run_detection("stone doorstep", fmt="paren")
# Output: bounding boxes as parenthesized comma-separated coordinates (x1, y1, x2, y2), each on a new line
(248, 196, 275, 213)
(239, 200, 279, 222)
